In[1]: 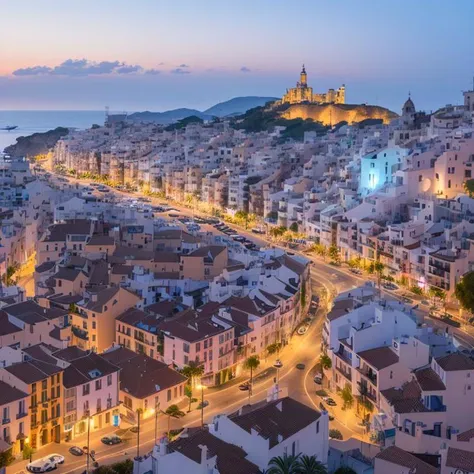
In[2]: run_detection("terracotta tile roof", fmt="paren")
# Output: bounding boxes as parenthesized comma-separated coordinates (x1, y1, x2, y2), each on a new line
(170, 428, 259, 474)
(35, 261, 56, 273)
(111, 264, 134, 276)
(153, 251, 180, 263)
(5, 359, 62, 384)
(87, 235, 115, 246)
(229, 397, 321, 449)
(158, 308, 230, 343)
(457, 427, 474, 442)
(375, 446, 438, 474)
(155, 229, 199, 243)
(0, 311, 22, 336)
(4, 300, 67, 323)
(380, 379, 426, 414)
(101, 347, 186, 398)
(414, 367, 446, 391)
(327, 298, 357, 321)
(62, 352, 120, 389)
(277, 254, 308, 276)
(436, 352, 474, 371)
(145, 301, 188, 318)
(44, 219, 92, 242)
(113, 246, 154, 261)
(79, 286, 120, 312)
(357, 346, 399, 370)
(53, 268, 83, 282)
(446, 447, 474, 472)
(188, 245, 226, 258)
(0, 380, 28, 406)
(53, 346, 88, 362)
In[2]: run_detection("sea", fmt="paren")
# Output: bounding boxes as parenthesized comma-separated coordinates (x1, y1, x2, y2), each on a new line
(0, 110, 106, 152)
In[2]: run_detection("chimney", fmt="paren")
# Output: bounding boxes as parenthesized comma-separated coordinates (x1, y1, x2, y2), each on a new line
(198, 444, 208, 466)
(159, 436, 168, 456)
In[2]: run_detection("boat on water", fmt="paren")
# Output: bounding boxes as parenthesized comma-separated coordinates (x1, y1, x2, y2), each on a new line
(0, 125, 18, 131)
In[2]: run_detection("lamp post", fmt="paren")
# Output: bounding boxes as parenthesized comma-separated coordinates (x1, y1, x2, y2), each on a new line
(274, 359, 283, 384)
(136, 408, 142, 459)
(196, 384, 206, 427)
(86, 416, 92, 474)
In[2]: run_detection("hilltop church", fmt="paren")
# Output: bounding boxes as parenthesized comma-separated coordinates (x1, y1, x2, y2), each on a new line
(281, 65, 345, 105)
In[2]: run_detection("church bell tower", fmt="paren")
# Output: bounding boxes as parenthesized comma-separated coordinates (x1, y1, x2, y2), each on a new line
(300, 64, 307, 87)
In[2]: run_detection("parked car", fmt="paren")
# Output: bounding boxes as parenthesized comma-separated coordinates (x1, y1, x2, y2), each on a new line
(314, 374, 323, 384)
(251, 228, 265, 234)
(296, 363, 306, 370)
(197, 400, 209, 409)
(101, 435, 122, 445)
(27, 455, 65, 473)
(349, 268, 362, 275)
(323, 397, 337, 406)
(69, 446, 84, 456)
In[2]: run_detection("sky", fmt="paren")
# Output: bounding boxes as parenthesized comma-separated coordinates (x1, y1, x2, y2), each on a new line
(1, 0, 473, 112)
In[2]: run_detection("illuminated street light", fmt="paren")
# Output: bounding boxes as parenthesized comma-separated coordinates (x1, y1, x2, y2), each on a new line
(196, 384, 207, 427)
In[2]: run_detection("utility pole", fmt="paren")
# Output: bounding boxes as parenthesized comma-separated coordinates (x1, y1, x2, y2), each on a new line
(136, 409, 142, 459)
(86, 417, 91, 474)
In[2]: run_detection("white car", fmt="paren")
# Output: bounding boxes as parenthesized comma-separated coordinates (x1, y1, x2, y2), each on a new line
(27, 454, 64, 472)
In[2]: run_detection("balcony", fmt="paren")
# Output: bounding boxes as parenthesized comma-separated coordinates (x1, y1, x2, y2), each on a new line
(16, 412, 27, 420)
(336, 365, 352, 382)
(72, 325, 89, 341)
(2, 418, 10, 425)
(358, 367, 378, 386)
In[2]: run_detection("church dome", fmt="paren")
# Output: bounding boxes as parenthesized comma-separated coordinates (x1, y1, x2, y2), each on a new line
(403, 96, 415, 114)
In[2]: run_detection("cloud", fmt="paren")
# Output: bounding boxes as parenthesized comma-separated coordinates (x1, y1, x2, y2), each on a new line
(178, 64, 190, 68)
(12, 59, 146, 77)
(13, 65, 54, 76)
(171, 68, 191, 75)
(240, 66, 251, 73)
(145, 69, 161, 75)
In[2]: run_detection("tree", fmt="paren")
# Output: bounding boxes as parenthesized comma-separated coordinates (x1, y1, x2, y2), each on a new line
(243, 355, 260, 399)
(456, 271, 474, 314)
(0, 449, 13, 468)
(22, 443, 34, 461)
(329, 244, 341, 264)
(184, 385, 197, 413)
(347, 257, 362, 270)
(300, 278, 307, 308)
(267, 454, 301, 474)
(464, 179, 474, 198)
(320, 353, 332, 371)
(372, 261, 384, 292)
(289, 222, 299, 233)
(341, 384, 354, 410)
(410, 285, 424, 296)
(181, 361, 204, 387)
(329, 429, 343, 440)
(299, 455, 328, 474)
(164, 405, 185, 438)
(334, 467, 357, 474)
(266, 342, 282, 357)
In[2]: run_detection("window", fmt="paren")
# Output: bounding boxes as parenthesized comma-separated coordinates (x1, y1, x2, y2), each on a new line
(196, 342, 201, 352)
(183, 343, 190, 354)
(167, 389, 171, 402)
(19, 422, 24, 436)
(419, 175, 422, 182)
(204, 340, 208, 349)
(66, 400, 75, 413)
(32, 383, 36, 393)
(124, 396, 132, 410)
(107, 374, 112, 386)
(95, 379, 102, 391)
(184, 355, 189, 365)
(42, 380, 47, 390)
(2, 407, 9, 422)
(92, 321, 96, 329)
(83, 383, 90, 396)
(316, 420, 319, 434)
(97, 399, 101, 412)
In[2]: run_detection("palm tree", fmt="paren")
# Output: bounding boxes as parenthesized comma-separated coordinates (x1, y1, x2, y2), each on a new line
(243, 355, 260, 401)
(184, 385, 197, 413)
(266, 342, 282, 357)
(163, 405, 185, 438)
(299, 455, 328, 474)
(320, 353, 332, 370)
(373, 261, 384, 293)
(267, 454, 301, 474)
(182, 361, 204, 387)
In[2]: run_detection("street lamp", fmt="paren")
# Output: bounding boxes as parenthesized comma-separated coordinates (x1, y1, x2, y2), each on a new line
(274, 359, 283, 384)
(196, 384, 207, 427)
(85, 416, 93, 474)
(136, 408, 143, 459)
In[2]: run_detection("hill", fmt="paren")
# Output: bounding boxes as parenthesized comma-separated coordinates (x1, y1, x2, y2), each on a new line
(4, 127, 69, 157)
(280, 103, 398, 125)
(127, 109, 213, 125)
(203, 96, 278, 117)
(127, 96, 279, 124)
